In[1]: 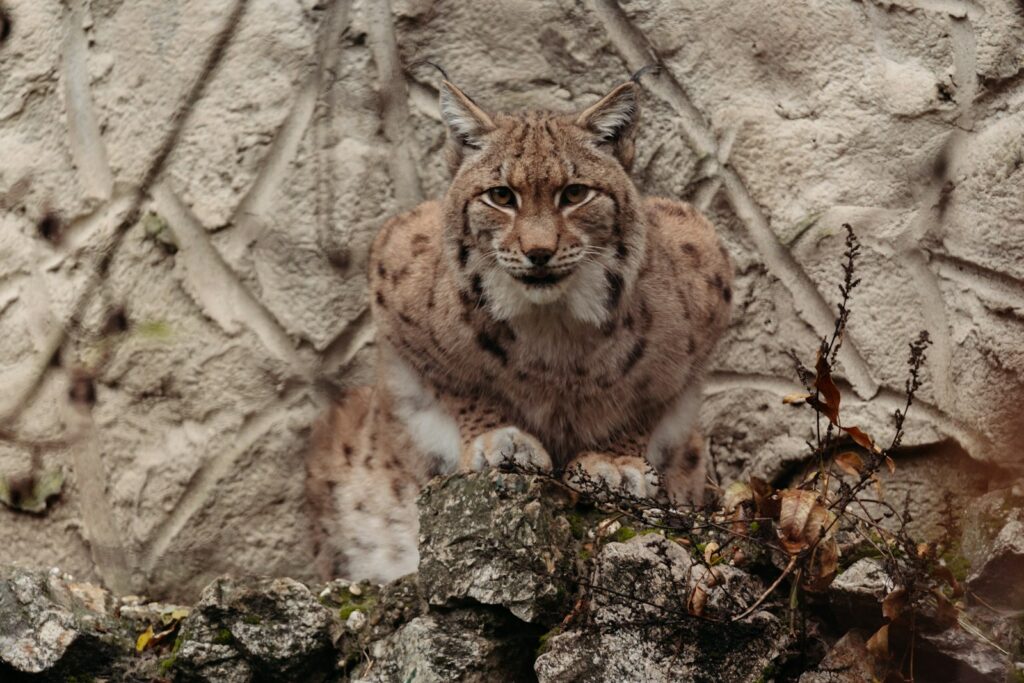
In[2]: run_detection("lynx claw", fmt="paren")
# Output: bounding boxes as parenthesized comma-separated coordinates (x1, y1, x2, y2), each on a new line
(470, 426, 553, 472)
(564, 454, 660, 499)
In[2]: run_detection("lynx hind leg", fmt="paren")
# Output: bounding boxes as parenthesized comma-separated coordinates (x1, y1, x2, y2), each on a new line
(466, 426, 554, 472)
(306, 387, 373, 580)
(565, 453, 660, 499)
(306, 387, 420, 582)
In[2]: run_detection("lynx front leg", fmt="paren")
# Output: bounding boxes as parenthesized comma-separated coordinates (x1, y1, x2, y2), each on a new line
(468, 427, 553, 471)
(441, 396, 553, 472)
(565, 452, 660, 498)
(566, 384, 707, 502)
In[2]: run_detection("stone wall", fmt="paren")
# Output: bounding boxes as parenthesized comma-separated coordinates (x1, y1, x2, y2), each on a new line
(0, 0, 1021, 599)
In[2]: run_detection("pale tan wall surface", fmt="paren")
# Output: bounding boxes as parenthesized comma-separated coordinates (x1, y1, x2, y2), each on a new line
(0, 0, 1021, 598)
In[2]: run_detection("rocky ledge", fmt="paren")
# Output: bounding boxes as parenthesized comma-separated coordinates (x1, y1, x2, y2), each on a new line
(2, 471, 1022, 682)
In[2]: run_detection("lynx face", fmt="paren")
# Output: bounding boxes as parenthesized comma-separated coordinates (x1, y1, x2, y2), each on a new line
(439, 82, 647, 325)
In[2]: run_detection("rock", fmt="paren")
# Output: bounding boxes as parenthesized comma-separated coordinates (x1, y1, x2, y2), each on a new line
(917, 626, 1013, 683)
(968, 516, 1024, 610)
(417, 471, 577, 624)
(828, 558, 895, 628)
(175, 576, 335, 682)
(0, 566, 129, 676)
(799, 630, 877, 683)
(535, 535, 785, 683)
(353, 608, 541, 683)
(321, 574, 424, 670)
(959, 488, 1023, 569)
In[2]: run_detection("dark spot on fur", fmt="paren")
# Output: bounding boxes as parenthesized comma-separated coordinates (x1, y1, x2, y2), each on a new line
(682, 447, 702, 471)
(391, 478, 403, 499)
(639, 299, 654, 331)
(601, 318, 617, 335)
(687, 336, 696, 354)
(722, 285, 732, 303)
(616, 240, 628, 259)
(624, 313, 634, 330)
(375, 291, 386, 307)
(411, 234, 430, 257)
(476, 331, 508, 365)
(377, 262, 387, 278)
(457, 241, 470, 268)
(605, 271, 624, 311)
(681, 242, 701, 267)
(471, 273, 484, 297)
(621, 338, 646, 375)
(398, 312, 415, 326)
(497, 321, 516, 343)
(515, 370, 529, 381)
(708, 273, 724, 291)
(354, 500, 367, 512)
(342, 444, 354, 465)
(392, 266, 409, 284)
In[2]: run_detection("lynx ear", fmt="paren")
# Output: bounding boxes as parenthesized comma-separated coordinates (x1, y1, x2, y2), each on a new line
(575, 82, 640, 169)
(439, 80, 495, 170)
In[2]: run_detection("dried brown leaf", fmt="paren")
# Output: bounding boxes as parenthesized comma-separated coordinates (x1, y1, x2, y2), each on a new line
(843, 425, 880, 453)
(885, 455, 896, 474)
(703, 541, 720, 565)
(688, 584, 707, 617)
(813, 351, 842, 424)
(866, 624, 890, 662)
(723, 481, 753, 513)
(777, 489, 834, 555)
(834, 451, 865, 477)
(749, 477, 780, 520)
(802, 537, 840, 592)
(882, 587, 907, 621)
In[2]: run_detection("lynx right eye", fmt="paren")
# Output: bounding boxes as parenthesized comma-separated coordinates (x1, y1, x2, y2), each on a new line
(486, 186, 516, 207)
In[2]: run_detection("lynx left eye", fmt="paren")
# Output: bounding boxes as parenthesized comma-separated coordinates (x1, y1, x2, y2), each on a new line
(561, 184, 589, 206)
(487, 186, 516, 207)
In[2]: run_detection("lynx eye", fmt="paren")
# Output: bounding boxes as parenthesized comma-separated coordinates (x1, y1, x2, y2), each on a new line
(560, 184, 590, 206)
(486, 186, 516, 208)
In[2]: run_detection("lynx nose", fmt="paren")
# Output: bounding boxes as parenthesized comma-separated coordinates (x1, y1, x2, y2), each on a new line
(525, 248, 554, 267)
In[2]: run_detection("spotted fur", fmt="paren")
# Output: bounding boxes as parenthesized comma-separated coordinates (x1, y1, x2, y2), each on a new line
(307, 80, 733, 582)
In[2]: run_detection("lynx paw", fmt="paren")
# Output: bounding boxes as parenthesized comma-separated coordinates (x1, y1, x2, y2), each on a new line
(565, 453, 660, 499)
(469, 427, 553, 472)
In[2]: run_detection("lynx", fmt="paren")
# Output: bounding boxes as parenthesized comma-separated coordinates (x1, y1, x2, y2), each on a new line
(306, 77, 733, 582)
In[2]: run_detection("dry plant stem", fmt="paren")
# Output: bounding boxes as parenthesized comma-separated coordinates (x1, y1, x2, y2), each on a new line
(732, 555, 798, 622)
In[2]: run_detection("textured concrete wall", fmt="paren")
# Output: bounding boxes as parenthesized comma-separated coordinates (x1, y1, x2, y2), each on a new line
(0, 0, 1021, 598)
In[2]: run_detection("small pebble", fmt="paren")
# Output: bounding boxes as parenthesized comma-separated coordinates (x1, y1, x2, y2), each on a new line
(346, 609, 366, 631)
